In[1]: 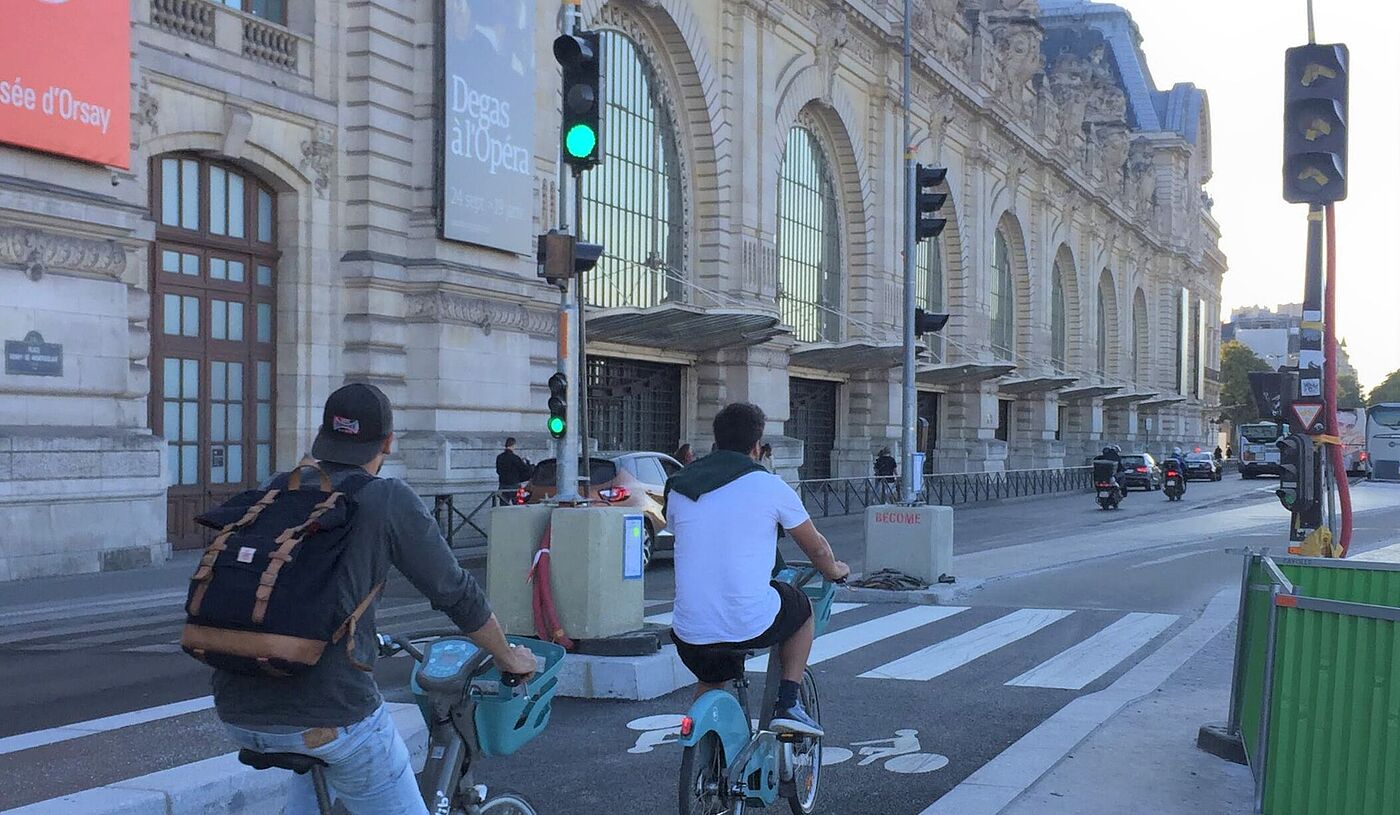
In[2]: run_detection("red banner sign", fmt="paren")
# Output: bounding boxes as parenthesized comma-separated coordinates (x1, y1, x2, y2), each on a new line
(0, 1, 131, 168)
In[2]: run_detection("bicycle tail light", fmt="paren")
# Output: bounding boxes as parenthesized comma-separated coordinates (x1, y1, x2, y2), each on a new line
(679, 716, 694, 738)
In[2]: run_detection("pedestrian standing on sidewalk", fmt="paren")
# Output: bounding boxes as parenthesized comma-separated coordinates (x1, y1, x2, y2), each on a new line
(495, 437, 532, 502)
(204, 383, 537, 814)
(874, 447, 898, 502)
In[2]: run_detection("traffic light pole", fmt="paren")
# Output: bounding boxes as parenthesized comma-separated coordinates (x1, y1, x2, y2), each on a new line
(899, 0, 919, 505)
(555, 0, 583, 503)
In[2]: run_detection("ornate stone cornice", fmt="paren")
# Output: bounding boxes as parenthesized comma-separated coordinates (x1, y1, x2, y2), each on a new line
(404, 291, 555, 336)
(0, 226, 126, 281)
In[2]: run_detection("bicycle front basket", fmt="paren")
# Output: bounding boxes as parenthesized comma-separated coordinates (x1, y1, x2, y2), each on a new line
(472, 636, 566, 757)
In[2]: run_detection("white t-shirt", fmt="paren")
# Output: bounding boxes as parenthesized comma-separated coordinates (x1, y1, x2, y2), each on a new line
(668, 471, 812, 644)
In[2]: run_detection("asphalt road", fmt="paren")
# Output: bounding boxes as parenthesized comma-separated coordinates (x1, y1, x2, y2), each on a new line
(3, 476, 1398, 812)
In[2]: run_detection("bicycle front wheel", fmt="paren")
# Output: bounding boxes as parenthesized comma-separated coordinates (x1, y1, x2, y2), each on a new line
(479, 792, 537, 815)
(787, 668, 822, 815)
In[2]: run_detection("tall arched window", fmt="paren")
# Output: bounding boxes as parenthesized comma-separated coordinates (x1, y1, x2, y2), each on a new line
(1096, 270, 1116, 380)
(990, 228, 1014, 360)
(1050, 260, 1067, 373)
(1096, 286, 1109, 378)
(916, 235, 945, 361)
(1132, 289, 1149, 383)
(581, 31, 683, 309)
(778, 126, 841, 342)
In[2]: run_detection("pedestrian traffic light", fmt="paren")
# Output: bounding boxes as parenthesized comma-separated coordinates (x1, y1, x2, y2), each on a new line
(914, 164, 948, 241)
(547, 372, 568, 439)
(913, 307, 949, 338)
(1276, 433, 1318, 513)
(1282, 43, 1349, 204)
(554, 31, 605, 173)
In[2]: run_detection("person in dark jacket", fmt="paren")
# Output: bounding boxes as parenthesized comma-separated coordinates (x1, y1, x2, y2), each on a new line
(495, 437, 531, 491)
(874, 447, 898, 478)
(214, 384, 537, 814)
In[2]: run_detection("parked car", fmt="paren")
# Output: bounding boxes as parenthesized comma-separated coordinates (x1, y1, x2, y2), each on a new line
(1118, 453, 1162, 491)
(518, 452, 682, 567)
(1183, 451, 1223, 481)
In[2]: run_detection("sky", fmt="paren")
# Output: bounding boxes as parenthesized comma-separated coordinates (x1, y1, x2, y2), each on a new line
(1111, 0, 1400, 391)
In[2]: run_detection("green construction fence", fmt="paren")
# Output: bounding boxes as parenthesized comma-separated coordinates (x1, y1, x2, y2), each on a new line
(1229, 550, 1400, 815)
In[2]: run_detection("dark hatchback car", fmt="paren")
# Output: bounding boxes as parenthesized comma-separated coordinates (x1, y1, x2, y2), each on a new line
(1183, 452, 1223, 481)
(1118, 453, 1162, 491)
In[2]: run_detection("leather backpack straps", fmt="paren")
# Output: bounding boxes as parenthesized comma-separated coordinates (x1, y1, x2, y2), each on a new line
(286, 463, 333, 492)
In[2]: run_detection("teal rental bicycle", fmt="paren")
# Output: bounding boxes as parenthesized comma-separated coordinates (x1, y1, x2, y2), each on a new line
(676, 564, 837, 815)
(239, 632, 564, 815)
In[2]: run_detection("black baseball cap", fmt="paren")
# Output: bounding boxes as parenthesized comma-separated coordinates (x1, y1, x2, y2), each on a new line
(312, 383, 393, 465)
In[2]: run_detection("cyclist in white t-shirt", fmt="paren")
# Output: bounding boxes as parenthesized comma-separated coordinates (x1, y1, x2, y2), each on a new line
(665, 403, 850, 736)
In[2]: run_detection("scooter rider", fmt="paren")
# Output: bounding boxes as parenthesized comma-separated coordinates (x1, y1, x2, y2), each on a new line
(1165, 446, 1189, 494)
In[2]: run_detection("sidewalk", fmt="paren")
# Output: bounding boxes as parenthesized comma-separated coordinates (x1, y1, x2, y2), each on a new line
(1000, 621, 1254, 815)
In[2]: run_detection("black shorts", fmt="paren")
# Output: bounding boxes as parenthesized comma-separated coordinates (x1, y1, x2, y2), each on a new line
(672, 581, 813, 684)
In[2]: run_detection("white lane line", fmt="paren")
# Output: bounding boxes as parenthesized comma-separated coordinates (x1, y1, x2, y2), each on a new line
(0, 612, 186, 646)
(644, 604, 862, 630)
(860, 608, 1075, 682)
(0, 696, 214, 757)
(0, 589, 189, 627)
(1129, 551, 1205, 569)
(1005, 612, 1179, 690)
(747, 606, 964, 673)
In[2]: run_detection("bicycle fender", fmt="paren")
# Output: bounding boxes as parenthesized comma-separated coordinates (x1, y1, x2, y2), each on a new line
(678, 689, 748, 759)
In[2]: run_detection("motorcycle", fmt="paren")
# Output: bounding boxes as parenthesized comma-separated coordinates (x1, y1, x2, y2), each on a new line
(1093, 459, 1123, 510)
(1163, 467, 1184, 501)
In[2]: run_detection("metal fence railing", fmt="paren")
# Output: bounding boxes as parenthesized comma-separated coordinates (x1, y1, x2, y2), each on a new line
(793, 466, 1093, 519)
(428, 491, 504, 549)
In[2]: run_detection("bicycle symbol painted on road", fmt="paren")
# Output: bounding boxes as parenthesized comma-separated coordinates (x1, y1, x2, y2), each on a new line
(624, 715, 947, 775)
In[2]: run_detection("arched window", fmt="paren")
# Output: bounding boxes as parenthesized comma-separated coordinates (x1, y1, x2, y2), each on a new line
(1132, 289, 1149, 383)
(150, 155, 278, 548)
(1096, 286, 1109, 378)
(916, 234, 945, 361)
(581, 31, 683, 309)
(990, 228, 1014, 360)
(778, 126, 842, 343)
(1096, 270, 1116, 380)
(1050, 260, 1067, 373)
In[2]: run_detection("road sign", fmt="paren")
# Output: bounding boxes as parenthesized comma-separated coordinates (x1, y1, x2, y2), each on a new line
(1291, 401, 1323, 432)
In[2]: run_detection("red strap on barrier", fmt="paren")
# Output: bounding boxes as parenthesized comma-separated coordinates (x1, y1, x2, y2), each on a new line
(528, 524, 575, 650)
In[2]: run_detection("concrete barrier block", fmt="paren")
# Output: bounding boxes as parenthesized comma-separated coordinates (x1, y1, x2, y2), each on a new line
(554, 647, 692, 700)
(548, 507, 644, 640)
(486, 504, 553, 636)
(864, 504, 955, 585)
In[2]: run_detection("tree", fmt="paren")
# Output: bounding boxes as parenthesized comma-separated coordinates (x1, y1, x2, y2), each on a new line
(1219, 340, 1274, 427)
(1338, 372, 1364, 408)
(1370, 369, 1400, 406)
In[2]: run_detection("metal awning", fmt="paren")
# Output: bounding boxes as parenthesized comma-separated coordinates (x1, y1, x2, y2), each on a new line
(916, 362, 1016, 386)
(1103, 391, 1159, 406)
(585, 303, 787, 353)
(1137, 395, 1189, 410)
(789, 341, 915, 372)
(998, 375, 1077, 394)
(1060, 384, 1122, 401)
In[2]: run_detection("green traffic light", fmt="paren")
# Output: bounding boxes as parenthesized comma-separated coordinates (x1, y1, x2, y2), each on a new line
(548, 416, 566, 437)
(565, 123, 597, 159)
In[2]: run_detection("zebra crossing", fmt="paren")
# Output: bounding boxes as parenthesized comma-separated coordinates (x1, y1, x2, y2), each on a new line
(0, 595, 1182, 694)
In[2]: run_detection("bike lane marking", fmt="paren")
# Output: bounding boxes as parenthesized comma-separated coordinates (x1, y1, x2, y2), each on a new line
(746, 605, 966, 673)
(859, 608, 1074, 681)
(0, 696, 213, 756)
(1005, 612, 1178, 690)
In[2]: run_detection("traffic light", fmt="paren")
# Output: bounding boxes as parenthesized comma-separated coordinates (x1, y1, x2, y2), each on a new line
(537, 231, 605, 289)
(554, 31, 605, 173)
(914, 164, 948, 241)
(1282, 43, 1348, 204)
(1276, 433, 1318, 513)
(547, 372, 568, 439)
(913, 307, 949, 338)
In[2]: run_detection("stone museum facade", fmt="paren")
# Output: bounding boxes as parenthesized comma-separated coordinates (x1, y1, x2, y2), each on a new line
(0, 0, 1225, 579)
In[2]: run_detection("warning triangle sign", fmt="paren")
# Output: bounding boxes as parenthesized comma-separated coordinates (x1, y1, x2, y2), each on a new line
(1292, 402, 1323, 430)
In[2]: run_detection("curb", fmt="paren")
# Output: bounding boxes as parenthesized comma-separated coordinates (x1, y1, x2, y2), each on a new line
(556, 646, 693, 700)
(837, 580, 983, 605)
(1, 704, 428, 815)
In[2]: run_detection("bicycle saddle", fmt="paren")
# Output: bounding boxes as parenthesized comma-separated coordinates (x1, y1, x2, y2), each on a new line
(237, 749, 328, 775)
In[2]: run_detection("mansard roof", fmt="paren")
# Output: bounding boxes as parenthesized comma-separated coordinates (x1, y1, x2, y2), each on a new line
(1037, 0, 1205, 145)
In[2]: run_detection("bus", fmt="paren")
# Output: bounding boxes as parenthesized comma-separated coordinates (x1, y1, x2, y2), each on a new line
(1237, 421, 1284, 479)
(1367, 403, 1400, 482)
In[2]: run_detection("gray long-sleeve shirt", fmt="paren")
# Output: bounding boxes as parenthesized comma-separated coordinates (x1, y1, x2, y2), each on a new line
(212, 463, 493, 728)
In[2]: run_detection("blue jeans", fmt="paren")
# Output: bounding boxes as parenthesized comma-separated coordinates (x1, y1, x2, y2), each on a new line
(224, 703, 426, 815)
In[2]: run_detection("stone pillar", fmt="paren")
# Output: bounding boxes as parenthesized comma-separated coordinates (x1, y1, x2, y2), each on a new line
(1010, 393, 1061, 468)
(1104, 402, 1140, 452)
(1061, 398, 1104, 465)
(937, 381, 1006, 472)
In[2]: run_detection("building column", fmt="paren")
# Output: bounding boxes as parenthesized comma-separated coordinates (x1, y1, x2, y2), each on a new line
(1061, 398, 1104, 465)
(937, 381, 1006, 472)
(1010, 393, 1062, 469)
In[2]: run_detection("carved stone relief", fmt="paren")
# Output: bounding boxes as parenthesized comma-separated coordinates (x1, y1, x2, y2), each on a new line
(813, 7, 850, 104)
(137, 77, 159, 135)
(299, 125, 336, 198)
(0, 226, 127, 281)
(405, 291, 556, 337)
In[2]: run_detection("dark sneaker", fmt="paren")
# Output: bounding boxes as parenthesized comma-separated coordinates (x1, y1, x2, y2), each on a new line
(771, 700, 824, 737)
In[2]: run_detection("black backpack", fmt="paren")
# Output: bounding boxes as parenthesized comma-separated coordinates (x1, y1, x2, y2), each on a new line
(180, 464, 377, 677)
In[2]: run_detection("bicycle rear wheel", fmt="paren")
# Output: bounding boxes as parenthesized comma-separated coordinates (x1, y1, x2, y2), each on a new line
(479, 792, 537, 814)
(787, 668, 822, 815)
(679, 732, 732, 815)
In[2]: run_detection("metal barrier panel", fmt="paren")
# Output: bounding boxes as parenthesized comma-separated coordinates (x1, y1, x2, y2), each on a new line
(1237, 555, 1273, 768)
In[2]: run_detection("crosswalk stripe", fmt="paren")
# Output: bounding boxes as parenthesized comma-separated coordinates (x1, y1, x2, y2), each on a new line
(747, 605, 965, 673)
(1005, 612, 1179, 690)
(0, 612, 186, 647)
(860, 608, 1075, 682)
(0, 696, 213, 757)
(645, 602, 867, 629)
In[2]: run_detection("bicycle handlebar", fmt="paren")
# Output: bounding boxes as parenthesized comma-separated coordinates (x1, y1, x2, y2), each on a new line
(376, 632, 533, 688)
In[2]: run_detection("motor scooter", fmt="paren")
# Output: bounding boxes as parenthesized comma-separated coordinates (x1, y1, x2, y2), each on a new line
(1092, 459, 1123, 511)
(1163, 466, 1185, 501)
